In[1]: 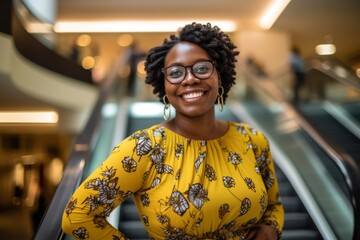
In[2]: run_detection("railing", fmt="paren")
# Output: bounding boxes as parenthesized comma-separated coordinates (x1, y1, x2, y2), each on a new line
(307, 55, 360, 87)
(12, 0, 93, 84)
(32, 57, 121, 240)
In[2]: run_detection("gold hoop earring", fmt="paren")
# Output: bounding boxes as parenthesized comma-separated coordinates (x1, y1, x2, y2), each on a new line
(163, 95, 171, 120)
(217, 86, 224, 112)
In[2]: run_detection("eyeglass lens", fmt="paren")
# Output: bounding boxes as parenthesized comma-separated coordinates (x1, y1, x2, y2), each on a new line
(163, 61, 214, 83)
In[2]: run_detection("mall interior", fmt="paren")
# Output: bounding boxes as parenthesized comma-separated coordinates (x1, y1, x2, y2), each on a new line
(0, 0, 360, 239)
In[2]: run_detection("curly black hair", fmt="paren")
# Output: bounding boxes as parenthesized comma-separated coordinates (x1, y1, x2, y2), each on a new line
(144, 22, 239, 103)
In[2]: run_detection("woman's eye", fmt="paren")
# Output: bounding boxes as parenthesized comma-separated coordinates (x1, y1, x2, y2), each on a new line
(168, 68, 183, 78)
(194, 65, 210, 74)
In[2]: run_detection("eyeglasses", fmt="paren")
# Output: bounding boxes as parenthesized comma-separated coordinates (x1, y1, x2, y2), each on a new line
(161, 60, 215, 84)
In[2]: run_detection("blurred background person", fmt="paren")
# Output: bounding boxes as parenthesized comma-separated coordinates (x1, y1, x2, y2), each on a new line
(120, 40, 146, 97)
(289, 46, 306, 103)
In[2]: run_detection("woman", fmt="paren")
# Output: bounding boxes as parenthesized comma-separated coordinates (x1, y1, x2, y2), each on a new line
(62, 22, 284, 240)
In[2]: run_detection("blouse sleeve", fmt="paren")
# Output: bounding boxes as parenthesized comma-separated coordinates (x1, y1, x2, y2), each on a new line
(245, 124, 285, 238)
(62, 129, 153, 240)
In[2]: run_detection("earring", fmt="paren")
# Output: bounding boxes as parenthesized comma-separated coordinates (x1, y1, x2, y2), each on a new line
(217, 86, 224, 112)
(163, 95, 171, 120)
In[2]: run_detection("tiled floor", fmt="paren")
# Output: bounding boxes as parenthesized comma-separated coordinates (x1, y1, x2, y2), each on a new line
(0, 206, 34, 240)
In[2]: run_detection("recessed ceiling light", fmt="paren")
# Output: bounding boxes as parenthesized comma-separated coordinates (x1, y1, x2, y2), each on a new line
(260, 0, 291, 29)
(53, 20, 237, 33)
(0, 111, 59, 124)
(315, 44, 336, 55)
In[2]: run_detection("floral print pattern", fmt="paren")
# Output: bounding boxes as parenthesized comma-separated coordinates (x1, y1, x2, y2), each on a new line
(62, 122, 284, 239)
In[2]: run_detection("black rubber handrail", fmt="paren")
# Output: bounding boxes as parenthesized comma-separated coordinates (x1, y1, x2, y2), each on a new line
(306, 55, 360, 90)
(32, 58, 121, 240)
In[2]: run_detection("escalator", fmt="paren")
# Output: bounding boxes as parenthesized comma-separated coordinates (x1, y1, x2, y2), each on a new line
(297, 102, 360, 164)
(276, 166, 320, 240)
(239, 56, 360, 239)
(293, 57, 360, 166)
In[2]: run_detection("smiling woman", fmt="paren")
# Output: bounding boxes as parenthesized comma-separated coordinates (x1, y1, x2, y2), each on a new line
(62, 22, 284, 240)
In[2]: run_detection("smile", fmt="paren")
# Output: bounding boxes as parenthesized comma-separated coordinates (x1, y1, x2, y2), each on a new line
(182, 92, 204, 99)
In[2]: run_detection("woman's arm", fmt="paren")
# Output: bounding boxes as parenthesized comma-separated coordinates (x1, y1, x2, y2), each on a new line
(244, 125, 285, 239)
(62, 130, 153, 240)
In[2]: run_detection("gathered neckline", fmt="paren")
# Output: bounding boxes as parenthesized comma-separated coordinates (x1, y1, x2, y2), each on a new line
(155, 121, 238, 142)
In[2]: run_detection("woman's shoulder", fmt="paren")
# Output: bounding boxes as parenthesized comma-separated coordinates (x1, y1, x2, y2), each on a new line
(122, 124, 164, 142)
(111, 124, 165, 157)
(229, 122, 268, 142)
(229, 121, 260, 133)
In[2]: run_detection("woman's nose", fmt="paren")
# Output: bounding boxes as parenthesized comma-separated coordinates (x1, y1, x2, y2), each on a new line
(181, 67, 200, 85)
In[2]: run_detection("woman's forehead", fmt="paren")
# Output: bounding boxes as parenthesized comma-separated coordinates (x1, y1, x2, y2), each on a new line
(165, 42, 210, 65)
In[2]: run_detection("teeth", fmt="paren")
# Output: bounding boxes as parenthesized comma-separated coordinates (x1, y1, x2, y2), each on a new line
(183, 92, 204, 99)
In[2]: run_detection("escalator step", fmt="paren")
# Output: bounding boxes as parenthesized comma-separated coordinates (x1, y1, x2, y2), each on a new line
(123, 197, 135, 205)
(282, 229, 322, 240)
(281, 196, 305, 212)
(118, 221, 148, 239)
(284, 212, 312, 229)
(279, 182, 296, 196)
(121, 204, 141, 221)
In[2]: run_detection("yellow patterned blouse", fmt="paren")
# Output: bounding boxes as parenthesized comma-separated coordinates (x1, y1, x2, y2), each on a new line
(62, 122, 284, 239)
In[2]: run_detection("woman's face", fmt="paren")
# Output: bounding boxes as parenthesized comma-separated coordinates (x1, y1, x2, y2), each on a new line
(163, 42, 220, 119)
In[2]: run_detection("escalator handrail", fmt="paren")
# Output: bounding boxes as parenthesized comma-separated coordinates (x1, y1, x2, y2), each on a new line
(306, 56, 360, 92)
(243, 68, 360, 240)
(32, 58, 121, 240)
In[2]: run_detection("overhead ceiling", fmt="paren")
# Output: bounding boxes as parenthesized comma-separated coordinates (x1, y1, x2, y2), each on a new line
(57, 0, 360, 65)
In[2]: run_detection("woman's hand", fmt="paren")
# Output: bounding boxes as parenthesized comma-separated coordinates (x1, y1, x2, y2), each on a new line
(245, 224, 278, 240)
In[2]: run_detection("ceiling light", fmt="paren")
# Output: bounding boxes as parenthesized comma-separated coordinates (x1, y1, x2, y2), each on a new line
(117, 34, 134, 47)
(82, 56, 96, 69)
(53, 20, 237, 33)
(315, 44, 336, 55)
(76, 34, 92, 47)
(260, 0, 291, 29)
(0, 111, 58, 124)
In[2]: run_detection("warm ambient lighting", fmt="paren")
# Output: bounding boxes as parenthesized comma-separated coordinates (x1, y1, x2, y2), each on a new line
(315, 44, 336, 55)
(260, 0, 291, 29)
(53, 20, 237, 33)
(26, 22, 53, 33)
(0, 111, 59, 124)
(76, 34, 92, 47)
(117, 34, 134, 47)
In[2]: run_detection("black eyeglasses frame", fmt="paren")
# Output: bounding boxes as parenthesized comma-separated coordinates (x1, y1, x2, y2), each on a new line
(161, 60, 216, 84)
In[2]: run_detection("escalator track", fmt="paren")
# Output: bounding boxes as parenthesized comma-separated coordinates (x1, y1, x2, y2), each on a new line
(297, 103, 360, 164)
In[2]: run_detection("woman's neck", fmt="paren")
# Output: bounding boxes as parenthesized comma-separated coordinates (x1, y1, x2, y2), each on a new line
(163, 115, 228, 140)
